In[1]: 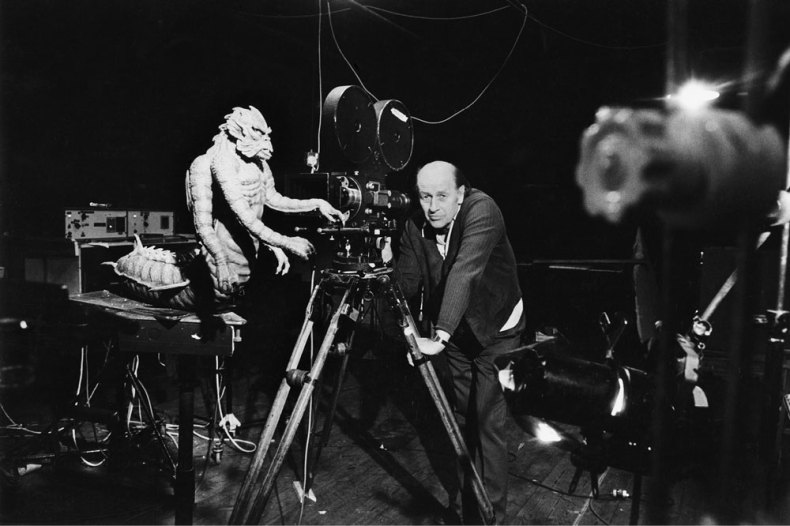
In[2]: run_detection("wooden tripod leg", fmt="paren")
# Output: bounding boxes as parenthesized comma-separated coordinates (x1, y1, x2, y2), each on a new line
(381, 276, 495, 525)
(304, 348, 351, 496)
(241, 282, 356, 525)
(229, 280, 325, 525)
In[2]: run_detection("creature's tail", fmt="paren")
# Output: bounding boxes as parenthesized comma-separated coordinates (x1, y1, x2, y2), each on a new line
(104, 235, 199, 309)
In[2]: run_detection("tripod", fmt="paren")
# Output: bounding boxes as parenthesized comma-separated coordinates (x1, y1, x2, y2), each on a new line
(229, 266, 494, 525)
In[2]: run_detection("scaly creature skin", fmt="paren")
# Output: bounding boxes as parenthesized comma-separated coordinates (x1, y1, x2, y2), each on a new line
(186, 106, 342, 298)
(105, 235, 200, 309)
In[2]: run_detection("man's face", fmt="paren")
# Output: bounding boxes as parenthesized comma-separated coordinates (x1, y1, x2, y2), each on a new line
(416, 165, 465, 230)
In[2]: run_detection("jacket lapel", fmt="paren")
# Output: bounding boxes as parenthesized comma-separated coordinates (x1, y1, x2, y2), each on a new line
(441, 199, 466, 279)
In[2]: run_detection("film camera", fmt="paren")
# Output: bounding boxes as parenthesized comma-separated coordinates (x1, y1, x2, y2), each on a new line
(286, 85, 413, 271)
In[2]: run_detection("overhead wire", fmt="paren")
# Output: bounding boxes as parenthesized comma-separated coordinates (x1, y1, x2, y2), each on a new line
(316, 0, 324, 165)
(364, 4, 510, 21)
(273, 1, 663, 135)
(412, 8, 528, 124)
(325, 0, 528, 125)
(529, 13, 665, 50)
(326, 0, 377, 101)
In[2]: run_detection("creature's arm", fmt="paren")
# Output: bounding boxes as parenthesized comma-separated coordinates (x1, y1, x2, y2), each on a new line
(211, 142, 315, 259)
(261, 163, 344, 222)
(186, 153, 237, 292)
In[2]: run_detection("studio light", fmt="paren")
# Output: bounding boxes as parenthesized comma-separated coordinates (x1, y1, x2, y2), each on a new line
(667, 79, 720, 112)
(535, 421, 563, 444)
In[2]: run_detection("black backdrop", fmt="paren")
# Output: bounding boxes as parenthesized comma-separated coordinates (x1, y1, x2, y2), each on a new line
(2, 0, 788, 342)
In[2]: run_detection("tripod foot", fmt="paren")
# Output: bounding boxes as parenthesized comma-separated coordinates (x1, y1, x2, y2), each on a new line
(293, 480, 317, 503)
(0, 460, 42, 487)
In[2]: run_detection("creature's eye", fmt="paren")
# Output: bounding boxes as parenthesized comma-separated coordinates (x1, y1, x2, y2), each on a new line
(419, 193, 431, 202)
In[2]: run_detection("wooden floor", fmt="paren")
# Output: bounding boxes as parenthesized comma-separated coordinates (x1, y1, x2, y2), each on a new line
(3, 291, 790, 525)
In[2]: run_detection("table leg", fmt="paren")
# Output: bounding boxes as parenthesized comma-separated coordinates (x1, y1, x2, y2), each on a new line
(175, 355, 196, 525)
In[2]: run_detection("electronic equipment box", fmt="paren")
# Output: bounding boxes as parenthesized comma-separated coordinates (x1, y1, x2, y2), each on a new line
(65, 209, 174, 240)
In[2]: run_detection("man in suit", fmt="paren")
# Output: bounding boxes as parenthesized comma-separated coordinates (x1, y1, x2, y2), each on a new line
(395, 160, 525, 524)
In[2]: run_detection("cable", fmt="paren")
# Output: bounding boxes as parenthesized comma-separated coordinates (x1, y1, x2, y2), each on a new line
(588, 500, 611, 525)
(69, 346, 109, 466)
(87, 340, 112, 402)
(508, 470, 621, 501)
(76, 346, 86, 396)
(326, 0, 377, 101)
(70, 424, 108, 467)
(83, 348, 90, 402)
(0, 424, 41, 435)
(236, 3, 507, 21)
(229, 6, 352, 19)
(316, 0, 324, 167)
(412, 9, 527, 124)
(326, 0, 528, 125)
(529, 13, 665, 51)
(294, 267, 321, 525)
(0, 402, 18, 426)
(213, 357, 257, 454)
(364, 4, 510, 21)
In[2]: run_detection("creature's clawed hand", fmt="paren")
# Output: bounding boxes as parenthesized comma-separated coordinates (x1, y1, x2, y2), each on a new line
(216, 263, 240, 294)
(269, 246, 291, 275)
(316, 200, 345, 224)
(285, 237, 315, 260)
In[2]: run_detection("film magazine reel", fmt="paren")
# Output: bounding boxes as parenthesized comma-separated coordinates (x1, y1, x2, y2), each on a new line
(230, 87, 496, 525)
(292, 85, 413, 271)
(324, 84, 413, 174)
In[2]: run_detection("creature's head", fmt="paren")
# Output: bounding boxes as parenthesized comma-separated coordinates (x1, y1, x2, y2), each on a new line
(220, 106, 273, 160)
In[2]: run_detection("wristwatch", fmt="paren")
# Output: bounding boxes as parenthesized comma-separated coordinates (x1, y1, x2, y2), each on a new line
(432, 333, 449, 345)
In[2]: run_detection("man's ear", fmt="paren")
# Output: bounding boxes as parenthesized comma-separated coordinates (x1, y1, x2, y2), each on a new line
(458, 185, 466, 202)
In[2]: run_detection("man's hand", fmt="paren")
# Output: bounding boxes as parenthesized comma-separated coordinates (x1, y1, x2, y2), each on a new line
(416, 336, 445, 356)
(378, 236, 393, 264)
(316, 200, 345, 224)
(405, 337, 444, 367)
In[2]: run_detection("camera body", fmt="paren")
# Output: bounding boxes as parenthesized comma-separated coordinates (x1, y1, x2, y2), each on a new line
(286, 171, 410, 231)
(286, 86, 414, 272)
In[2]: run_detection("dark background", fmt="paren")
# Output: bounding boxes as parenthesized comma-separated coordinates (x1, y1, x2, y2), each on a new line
(2, 0, 789, 340)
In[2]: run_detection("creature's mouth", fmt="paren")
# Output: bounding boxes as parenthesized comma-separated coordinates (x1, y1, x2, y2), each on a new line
(257, 144, 273, 160)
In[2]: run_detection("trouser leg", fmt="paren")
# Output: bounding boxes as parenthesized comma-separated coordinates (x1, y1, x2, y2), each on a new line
(473, 352, 509, 524)
(443, 345, 473, 521)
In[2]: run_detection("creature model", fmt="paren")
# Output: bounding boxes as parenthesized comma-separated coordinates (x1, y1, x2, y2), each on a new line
(105, 235, 200, 310)
(108, 106, 342, 309)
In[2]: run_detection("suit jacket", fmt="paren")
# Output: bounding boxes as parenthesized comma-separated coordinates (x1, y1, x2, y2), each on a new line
(395, 188, 524, 348)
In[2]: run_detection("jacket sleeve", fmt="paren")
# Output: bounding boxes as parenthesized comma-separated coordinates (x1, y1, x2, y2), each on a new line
(393, 220, 423, 302)
(435, 198, 504, 336)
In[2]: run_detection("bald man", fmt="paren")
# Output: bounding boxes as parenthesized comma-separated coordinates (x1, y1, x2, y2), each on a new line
(395, 160, 525, 525)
